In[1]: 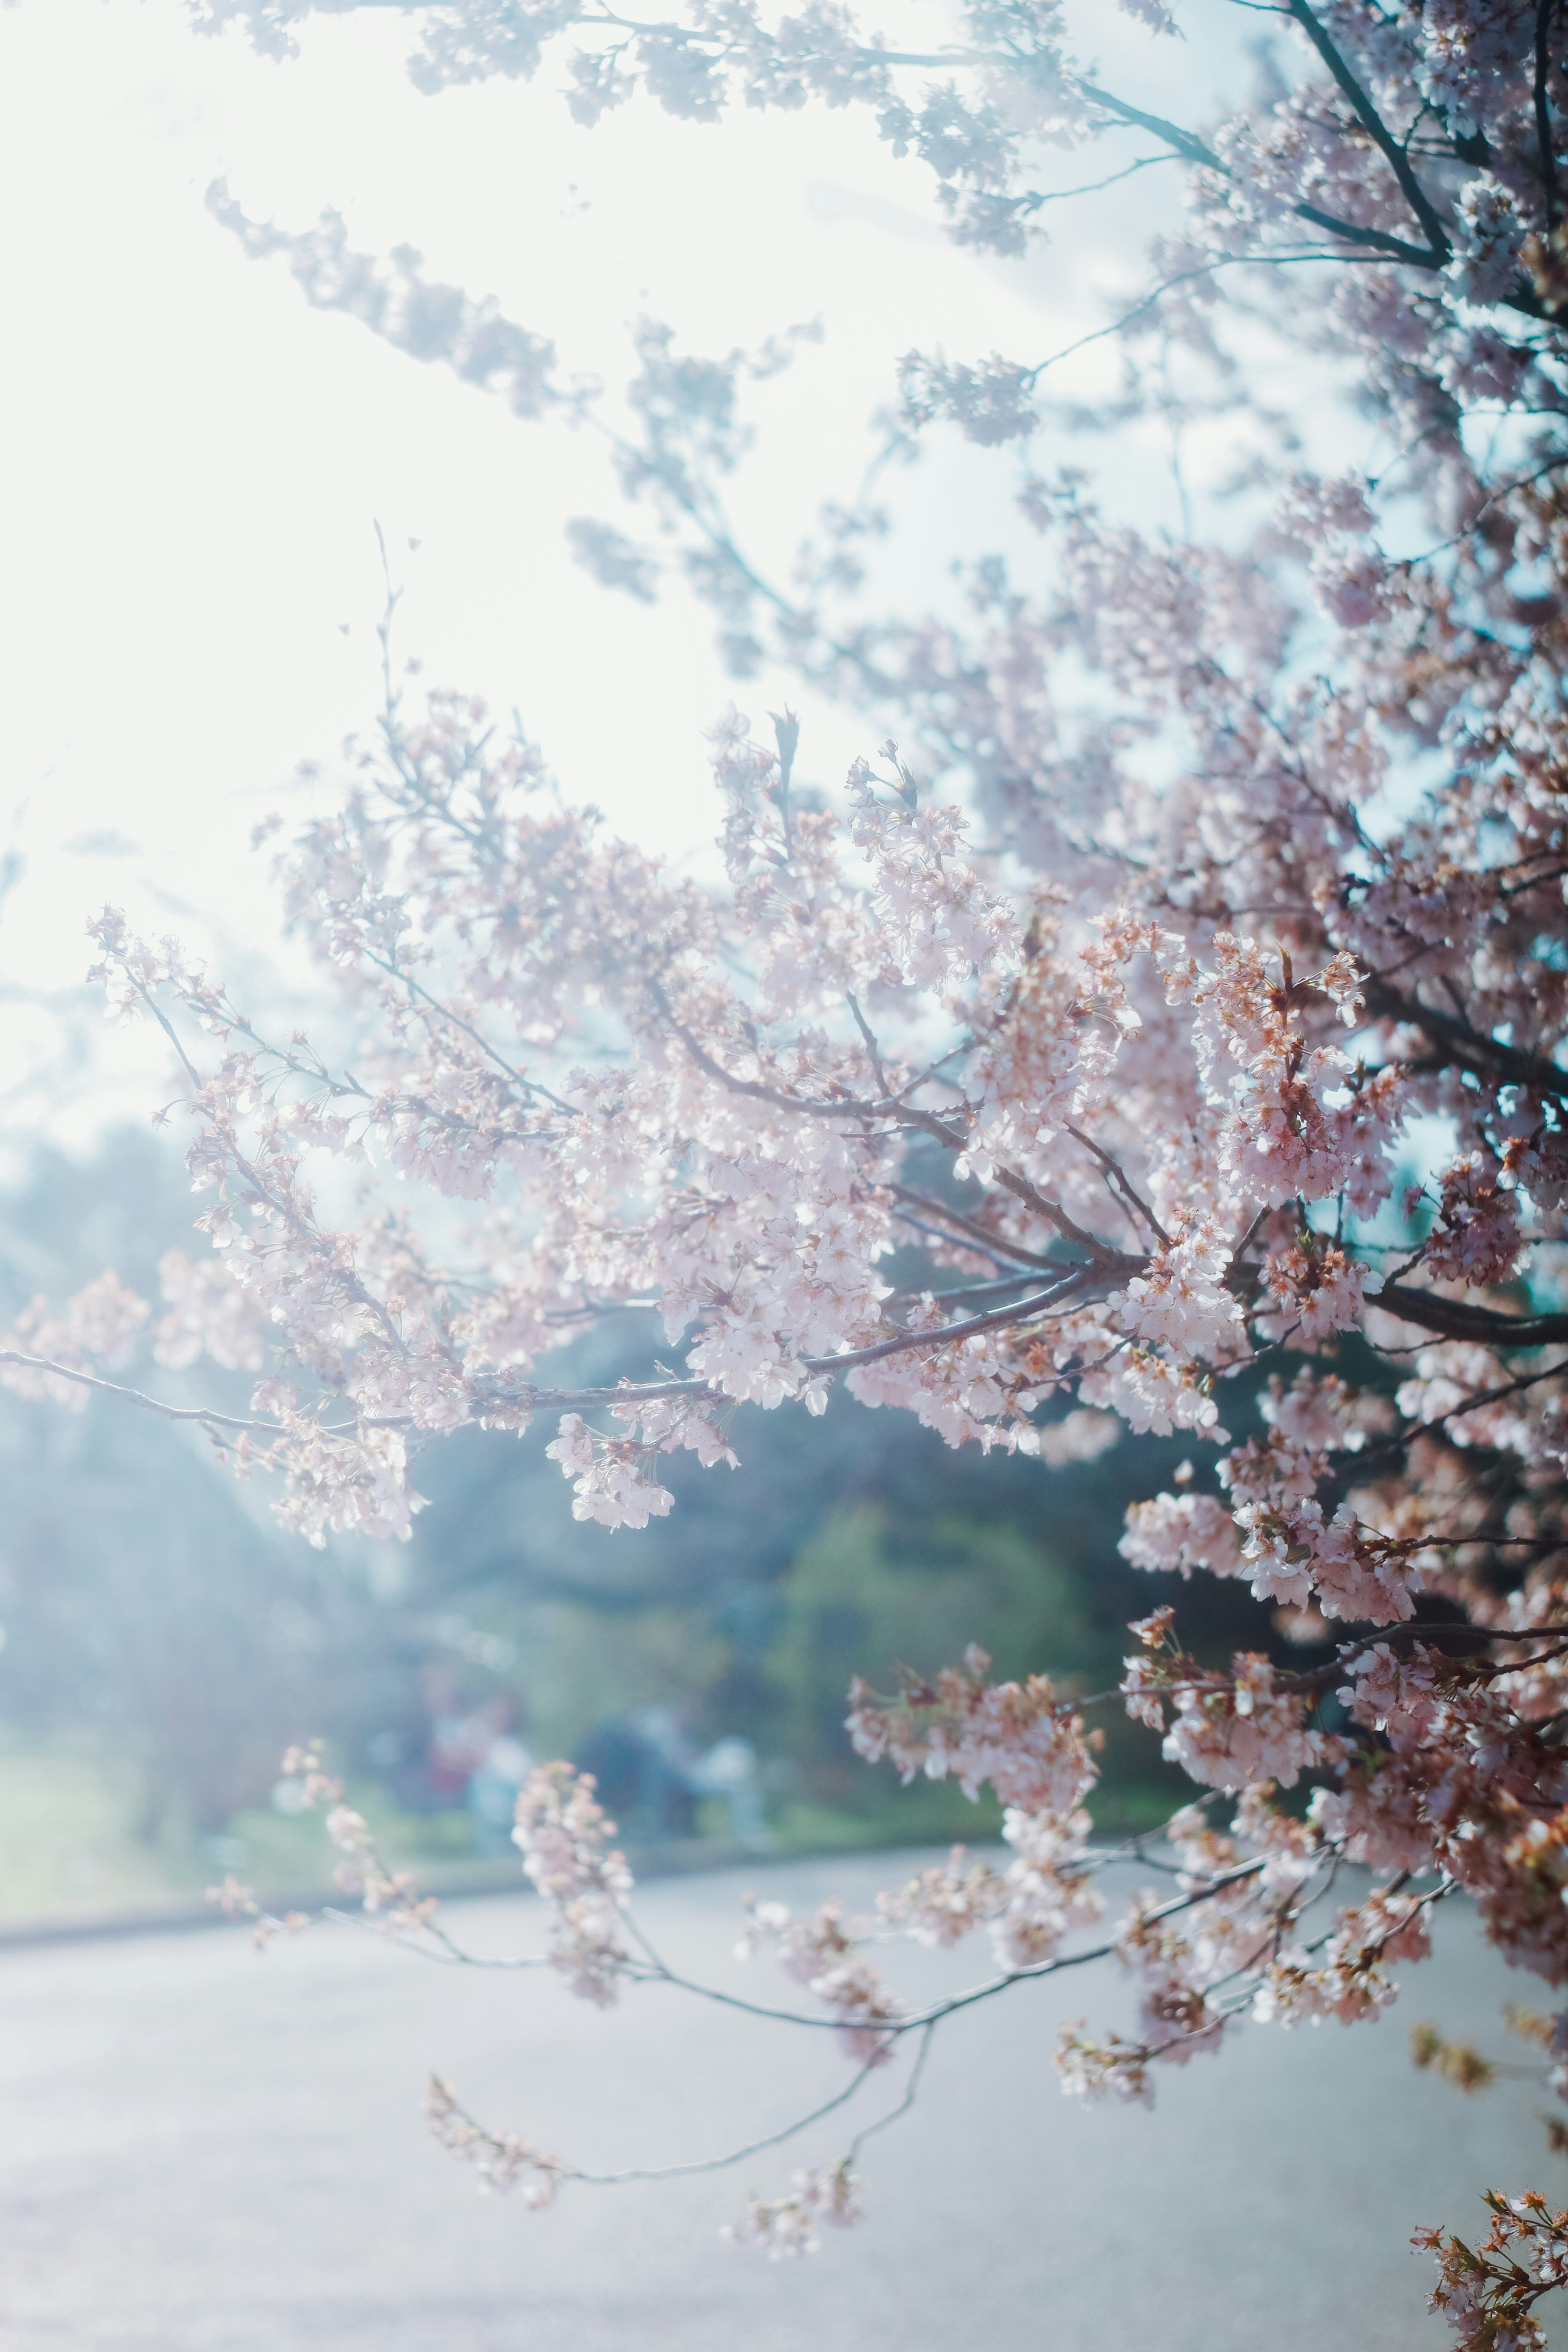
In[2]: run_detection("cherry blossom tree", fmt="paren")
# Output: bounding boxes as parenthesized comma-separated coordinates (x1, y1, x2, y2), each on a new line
(12, 0, 1568, 2336)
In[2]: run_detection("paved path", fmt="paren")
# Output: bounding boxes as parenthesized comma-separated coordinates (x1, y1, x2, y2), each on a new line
(0, 1849, 1548, 2350)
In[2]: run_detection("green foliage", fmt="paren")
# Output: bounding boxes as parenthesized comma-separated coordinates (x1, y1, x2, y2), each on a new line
(507, 1600, 733, 1760)
(0, 1741, 180, 1923)
(766, 1504, 1091, 1793)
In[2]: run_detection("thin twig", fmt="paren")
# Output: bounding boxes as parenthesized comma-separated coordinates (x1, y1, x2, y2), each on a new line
(0, 1353, 353, 1438)
(1062, 1122, 1170, 1245)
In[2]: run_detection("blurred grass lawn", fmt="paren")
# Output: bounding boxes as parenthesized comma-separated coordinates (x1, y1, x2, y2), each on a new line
(0, 1739, 1180, 1929)
(0, 1742, 474, 1925)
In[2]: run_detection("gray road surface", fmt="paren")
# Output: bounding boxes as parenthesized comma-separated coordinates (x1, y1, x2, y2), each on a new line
(0, 1849, 1551, 2350)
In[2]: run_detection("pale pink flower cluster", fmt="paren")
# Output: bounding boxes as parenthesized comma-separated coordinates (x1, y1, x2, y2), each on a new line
(1254, 1892, 1431, 2029)
(1394, 1341, 1558, 1466)
(152, 1248, 268, 1371)
(1276, 472, 1390, 628)
(1139, 1654, 1341, 1793)
(724, 2161, 861, 2258)
(1447, 172, 1526, 305)
(872, 1816, 1104, 1971)
(1261, 1241, 1381, 1342)
(544, 1413, 676, 1531)
(0, 1272, 149, 1407)
(1236, 1494, 1421, 1627)
(735, 1895, 902, 2062)
(1078, 1345, 1231, 1443)
(62, 661, 1463, 1571)
(1123, 1376, 1419, 1625)
(1417, 2193, 1568, 2352)
(990, 1806, 1105, 1971)
(1423, 1155, 1525, 1287)
(1104, 1789, 1332, 2069)
(1222, 1785, 1323, 1897)
(1120, 1489, 1245, 1580)
(1505, 1129, 1568, 1213)
(1339, 1642, 1443, 1743)
(1113, 1214, 1244, 1360)
(1049, 1773, 1405, 2107)
(425, 2076, 564, 2208)
(846, 1646, 1097, 1816)
(874, 1847, 1008, 1948)
(267, 1419, 428, 1550)
(512, 1763, 633, 2007)
(1034, 1407, 1119, 1468)
(1114, 1893, 1243, 2066)
(1054, 2021, 1154, 2109)
(60, 690, 1477, 1567)
(273, 1746, 438, 1929)
(1261, 1368, 1393, 1456)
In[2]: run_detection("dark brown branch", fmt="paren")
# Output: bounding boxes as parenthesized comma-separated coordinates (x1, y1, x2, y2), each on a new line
(887, 1103, 1140, 1271)
(1285, 0, 1452, 258)
(1376, 1283, 1568, 1348)
(510, 1267, 1106, 1411)
(1285, 198, 1443, 267)
(660, 1011, 893, 1122)
(1078, 78, 1446, 267)
(1364, 976, 1568, 1098)
(890, 1185, 1060, 1270)
(8, 1265, 1118, 1449)
(846, 990, 891, 1098)
(662, 1016, 1141, 1272)
(1538, 0, 1561, 221)
(904, 1271, 1056, 1310)
(1074, 80, 1219, 169)
(1063, 1121, 1170, 1245)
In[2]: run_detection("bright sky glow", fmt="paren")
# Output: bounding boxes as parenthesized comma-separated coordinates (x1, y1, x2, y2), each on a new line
(0, 0, 1252, 1140)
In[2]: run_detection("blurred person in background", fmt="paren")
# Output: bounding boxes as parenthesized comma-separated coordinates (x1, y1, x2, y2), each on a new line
(575, 1705, 765, 1847)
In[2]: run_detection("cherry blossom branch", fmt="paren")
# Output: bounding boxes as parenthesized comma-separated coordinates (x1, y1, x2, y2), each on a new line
(1013, 253, 1411, 401)
(0, 1352, 354, 1437)
(501, 1270, 1105, 1409)
(1062, 1121, 1171, 1246)
(912, 1270, 1062, 1310)
(4, 1261, 1102, 1446)
(1363, 977, 1568, 1100)
(844, 2020, 936, 2162)
(355, 944, 578, 1118)
(1537, 0, 1561, 222)
(1080, 75, 1448, 267)
(889, 1203, 1030, 1270)
(1441, 1359, 1568, 1426)
(844, 990, 891, 1098)
(569, 2044, 897, 2185)
(411, 1852, 1276, 2041)
(134, 986, 205, 1094)
(662, 1007, 1143, 1273)
(1374, 1284, 1568, 1349)
(1283, 0, 1452, 260)
(893, 1108, 1140, 1271)
(425, 2018, 935, 2211)
(659, 1007, 922, 1125)
(889, 1188, 1060, 1272)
